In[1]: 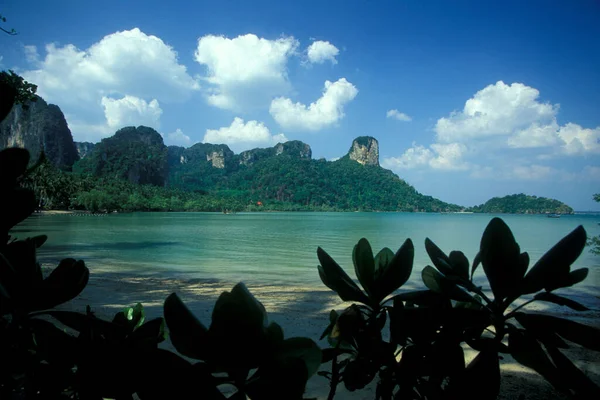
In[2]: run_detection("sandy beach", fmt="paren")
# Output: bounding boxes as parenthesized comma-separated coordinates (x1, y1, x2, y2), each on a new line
(49, 268, 600, 400)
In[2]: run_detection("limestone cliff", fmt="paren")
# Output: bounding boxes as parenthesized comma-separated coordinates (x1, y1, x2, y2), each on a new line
(75, 142, 95, 159)
(239, 140, 311, 166)
(0, 96, 79, 169)
(168, 143, 234, 170)
(348, 136, 379, 166)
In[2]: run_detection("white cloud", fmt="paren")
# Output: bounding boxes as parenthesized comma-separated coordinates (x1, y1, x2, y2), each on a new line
(382, 142, 468, 171)
(557, 123, 600, 155)
(23, 28, 198, 105)
(508, 121, 560, 148)
(203, 117, 288, 152)
(435, 81, 557, 143)
(269, 78, 358, 131)
(434, 80, 600, 156)
(21, 28, 199, 142)
(23, 45, 39, 64)
(101, 95, 162, 130)
(306, 41, 339, 65)
(163, 128, 193, 147)
(386, 109, 412, 122)
(194, 34, 299, 110)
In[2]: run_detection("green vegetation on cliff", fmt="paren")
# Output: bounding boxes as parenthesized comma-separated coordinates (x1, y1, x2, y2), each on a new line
(74, 126, 167, 186)
(469, 193, 573, 214)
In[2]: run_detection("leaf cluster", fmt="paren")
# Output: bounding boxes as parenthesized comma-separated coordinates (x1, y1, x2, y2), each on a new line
(317, 218, 599, 399)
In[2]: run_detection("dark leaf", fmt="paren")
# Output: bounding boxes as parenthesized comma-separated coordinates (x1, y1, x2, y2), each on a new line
(32, 259, 89, 311)
(353, 238, 375, 296)
(520, 225, 587, 295)
(1, 187, 36, 232)
(534, 292, 589, 311)
(277, 337, 322, 379)
(128, 317, 167, 345)
(422, 266, 475, 302)
(508, 329, 565, 390)
(514, 312, 569, 349)
(471, 251, 481, 281)
(163, 293, 208, 360)
(424, 238, 453, 276)
(445, 350, 500, 400)
(449, 250, 469, 280)
(317, 247, 370, 304)
(373, 238, 414, 303)
(390, 289, 449, 307)
(0, 147, 30, 185)
(480, 218, 521, 301)
(513, 313, 600, 351)
(546, 345, 600, 397)
(545, 268, 589, 292)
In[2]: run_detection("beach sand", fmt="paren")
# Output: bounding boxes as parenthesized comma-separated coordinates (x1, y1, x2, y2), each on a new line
(52, 269, 600, 400)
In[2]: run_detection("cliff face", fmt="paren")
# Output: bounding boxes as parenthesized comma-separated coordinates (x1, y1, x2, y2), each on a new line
(75, 142, 95, 159)
(0, 97, 79, 169)
(167, 143, 234, 170)
(73, 126, 168, 186)
(239, 140, 311, 166)
(348, 136, 379, 166)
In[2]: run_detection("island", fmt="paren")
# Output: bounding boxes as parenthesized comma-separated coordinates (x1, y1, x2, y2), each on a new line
(468, 194, 574, 215)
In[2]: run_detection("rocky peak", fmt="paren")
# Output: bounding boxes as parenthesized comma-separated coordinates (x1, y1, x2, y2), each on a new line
(275, 140, 312, 159)
(348, 136, 379, 166)
(113, 126, 164, 146)
(0, 96, 79, 169)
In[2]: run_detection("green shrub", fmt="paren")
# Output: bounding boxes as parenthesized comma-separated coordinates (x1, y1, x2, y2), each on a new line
(316, 219, 599, 399)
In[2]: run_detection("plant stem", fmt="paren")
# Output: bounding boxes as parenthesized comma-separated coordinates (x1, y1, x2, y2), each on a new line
(505, 299, 536, 319)
(328, 346, 341, 400)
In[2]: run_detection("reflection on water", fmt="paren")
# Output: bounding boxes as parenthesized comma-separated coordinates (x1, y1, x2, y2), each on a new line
(13, 212, 600, 291)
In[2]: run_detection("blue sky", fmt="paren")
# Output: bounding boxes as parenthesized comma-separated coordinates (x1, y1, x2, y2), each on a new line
(1, 0, 599, 210)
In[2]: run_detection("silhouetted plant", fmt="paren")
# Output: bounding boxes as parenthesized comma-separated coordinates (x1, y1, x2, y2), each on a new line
(317, 218, 600, 399)
(0, 147, 321, 399)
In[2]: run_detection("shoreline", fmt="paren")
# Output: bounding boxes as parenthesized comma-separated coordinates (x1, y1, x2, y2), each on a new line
(56, 269, 600, 400)
(35, 209, 588, 216)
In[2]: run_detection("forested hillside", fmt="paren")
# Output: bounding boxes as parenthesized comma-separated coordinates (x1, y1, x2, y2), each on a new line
(469, 194, 573, 214)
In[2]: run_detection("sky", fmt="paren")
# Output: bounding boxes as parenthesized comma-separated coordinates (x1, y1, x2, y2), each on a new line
(1, 0, 599, 210)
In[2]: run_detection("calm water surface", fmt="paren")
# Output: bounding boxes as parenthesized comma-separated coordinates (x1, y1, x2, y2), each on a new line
(14, 212, 600, 293)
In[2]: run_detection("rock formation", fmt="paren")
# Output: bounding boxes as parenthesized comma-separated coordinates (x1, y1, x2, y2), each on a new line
(75, 142, 95, 159)
(348, 136, 379, 166)
(73, 126, 168, 186)
(0, 96, 79, 169)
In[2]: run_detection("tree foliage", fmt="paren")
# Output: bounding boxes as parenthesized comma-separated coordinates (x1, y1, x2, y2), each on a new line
(0, 70, 38, 122)
(317, 218, 597, 399)
(469, 193, 573, 214)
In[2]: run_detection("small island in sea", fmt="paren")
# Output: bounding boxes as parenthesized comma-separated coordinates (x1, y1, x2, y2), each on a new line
(468, 193, 574, 215)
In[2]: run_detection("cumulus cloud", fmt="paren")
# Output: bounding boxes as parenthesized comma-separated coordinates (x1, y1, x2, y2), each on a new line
(203, 117, 288, 152)
(20, 28, 199, 142)
(306, 41, 339, 65)
(383, 81, 600, 182)
(382, 142, 468, 171)
(194, 34, 299, 110)
(435, 81, 557, 142)
(269, 78, 358, 131)
(101, 96, 162, 130)
(163, 128, 193, 147)
(434, 80, 600, 156)
(23, 28, 199, 104)
(386, 109, 412, 122)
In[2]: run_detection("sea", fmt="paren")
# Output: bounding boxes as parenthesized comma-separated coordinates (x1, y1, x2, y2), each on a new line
(12, 212, 600, 297)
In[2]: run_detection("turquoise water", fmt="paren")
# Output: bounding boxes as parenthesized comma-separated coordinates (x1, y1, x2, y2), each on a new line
(13, 212, 600, 292)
